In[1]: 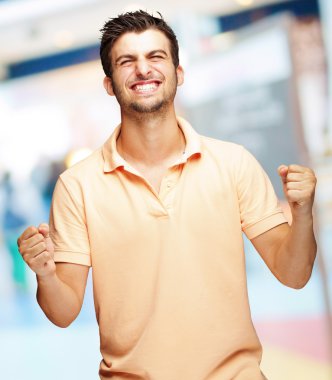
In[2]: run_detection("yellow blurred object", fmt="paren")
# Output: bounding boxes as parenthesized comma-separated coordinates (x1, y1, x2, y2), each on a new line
(235, 0, 254, 7)
(53, 30, 75, 49)
(65, 148, 92, 168)
(261, 343, 332, 380)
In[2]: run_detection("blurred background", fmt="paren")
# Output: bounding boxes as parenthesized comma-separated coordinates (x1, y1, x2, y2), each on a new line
(0, 0, 331, 379)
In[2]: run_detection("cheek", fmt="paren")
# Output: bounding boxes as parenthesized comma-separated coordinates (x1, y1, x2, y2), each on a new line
(113, 68, 131, 85)
(150, 63, 168, 76)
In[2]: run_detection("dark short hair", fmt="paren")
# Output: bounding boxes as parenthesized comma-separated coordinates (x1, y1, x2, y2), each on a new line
(100, 10, 179, 77)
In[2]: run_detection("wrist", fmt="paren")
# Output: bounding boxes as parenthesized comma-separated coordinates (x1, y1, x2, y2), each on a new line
(291, 209, 314, 224)
(37, 271, 57, 285)
(290, 201, 313, 219)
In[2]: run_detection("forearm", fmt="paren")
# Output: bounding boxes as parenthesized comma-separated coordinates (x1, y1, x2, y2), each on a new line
(274, 215, 317, 288)
(36, 273, 82, 328)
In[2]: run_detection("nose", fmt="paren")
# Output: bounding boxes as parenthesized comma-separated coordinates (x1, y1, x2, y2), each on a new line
(135, 58, 152, 78)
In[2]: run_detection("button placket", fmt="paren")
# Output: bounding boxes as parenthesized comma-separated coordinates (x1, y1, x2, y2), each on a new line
(159, 168, 180, 212)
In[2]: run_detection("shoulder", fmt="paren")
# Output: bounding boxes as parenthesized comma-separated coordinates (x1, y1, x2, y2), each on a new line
(198, 135, 264, 181)
(178, 116, 244, 160)
(60, 148, 103, 184)
(54, 148, 103, 198)
(199, 135, 246, 163)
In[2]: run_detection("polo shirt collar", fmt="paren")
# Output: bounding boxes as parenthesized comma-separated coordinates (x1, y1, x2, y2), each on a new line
(102, 116, 202, 173)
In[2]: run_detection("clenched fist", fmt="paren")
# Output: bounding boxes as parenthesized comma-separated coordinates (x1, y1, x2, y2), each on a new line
(17, 223, 56, 278)
(278, 164, 316, 217)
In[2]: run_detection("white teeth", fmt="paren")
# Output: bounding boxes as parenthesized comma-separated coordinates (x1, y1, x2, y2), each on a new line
(134, 83, 158, 92)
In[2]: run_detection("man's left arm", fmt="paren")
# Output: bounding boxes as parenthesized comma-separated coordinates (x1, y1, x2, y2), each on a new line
(251, 164, 317, 289)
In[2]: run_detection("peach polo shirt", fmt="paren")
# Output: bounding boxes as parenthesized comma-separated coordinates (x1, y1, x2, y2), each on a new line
(50, 117, 286, 380)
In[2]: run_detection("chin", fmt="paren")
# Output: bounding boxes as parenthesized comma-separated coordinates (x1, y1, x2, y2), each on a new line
(130, 100, 165, 114)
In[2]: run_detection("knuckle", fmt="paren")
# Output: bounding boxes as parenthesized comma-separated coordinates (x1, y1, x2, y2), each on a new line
(305, 167, 315, 179)
(305, 168, 314, 176)
(27, 226, 37, 235)
(43, 252, 51, 261)
(18, 243, 26, 255)
(286, 183, 293, 190)
(36, 233, 43, 241)
(33, 253, 43, 263)
(287, 173, 297, 182)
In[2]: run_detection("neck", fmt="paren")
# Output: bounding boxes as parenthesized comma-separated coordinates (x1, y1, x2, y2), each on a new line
(117, 107, 185, 166)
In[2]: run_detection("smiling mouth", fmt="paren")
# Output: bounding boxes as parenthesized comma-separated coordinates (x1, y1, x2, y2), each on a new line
(130, 80, 161, 94)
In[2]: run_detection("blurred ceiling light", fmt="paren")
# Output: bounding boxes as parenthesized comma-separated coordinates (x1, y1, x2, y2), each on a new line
(54, 30, 75, 49)
(65, 148, 93, 168)
(123, 3, 146, 12)
(234, 0, 254, 7)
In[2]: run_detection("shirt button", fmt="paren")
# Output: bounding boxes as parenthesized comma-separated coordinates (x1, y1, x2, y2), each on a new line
(166, 182, 171, 188)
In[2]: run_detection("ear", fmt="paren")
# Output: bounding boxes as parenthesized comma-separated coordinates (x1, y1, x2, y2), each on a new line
(176, 65, 184, 87)
(103, 76, 115, 96)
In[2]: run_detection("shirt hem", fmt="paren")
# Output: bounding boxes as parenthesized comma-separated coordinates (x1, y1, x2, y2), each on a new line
(54, 251, 91, 267)
(243, 212, 288, 239)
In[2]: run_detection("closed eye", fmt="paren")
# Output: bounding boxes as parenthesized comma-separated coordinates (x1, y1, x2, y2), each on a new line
(150, 54, 166, 61)
(115, 55, 135, 66)
(148, 50, 167, 61)
(120, 60, 132, 66)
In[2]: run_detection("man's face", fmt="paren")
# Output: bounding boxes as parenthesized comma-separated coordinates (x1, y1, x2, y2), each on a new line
(104, 29, 183, 114)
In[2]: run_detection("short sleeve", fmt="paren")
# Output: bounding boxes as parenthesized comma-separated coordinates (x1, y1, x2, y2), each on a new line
(236, 147, 287, 240)
(49, 177, 91, 266)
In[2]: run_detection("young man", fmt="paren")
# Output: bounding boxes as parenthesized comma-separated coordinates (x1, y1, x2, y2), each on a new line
(17, 10, 317, 380)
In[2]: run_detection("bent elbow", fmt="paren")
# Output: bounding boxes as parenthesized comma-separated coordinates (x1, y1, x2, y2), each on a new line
(38, 301, 79, 328)
(279, 270, 313, 290)
(49, 311, 80, 328)
(52, 318, 75, 328)
(36, 295, 81, 328)
(285, 279, 309, 290)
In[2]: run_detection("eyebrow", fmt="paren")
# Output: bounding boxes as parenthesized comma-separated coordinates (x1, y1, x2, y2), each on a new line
(147, 49, 168, 57)
(115, 49, 168, 65)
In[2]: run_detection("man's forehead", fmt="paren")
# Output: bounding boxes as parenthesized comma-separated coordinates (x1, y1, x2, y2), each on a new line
(112, 30, 170, 58)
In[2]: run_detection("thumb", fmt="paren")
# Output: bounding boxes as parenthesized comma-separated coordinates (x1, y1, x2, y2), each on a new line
(278, 164, 288, 184)
(38, 223, 54, 255)
(38, 223, 50, 238)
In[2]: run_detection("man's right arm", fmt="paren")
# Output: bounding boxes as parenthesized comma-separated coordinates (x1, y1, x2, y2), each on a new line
(18, 223, 89, 328)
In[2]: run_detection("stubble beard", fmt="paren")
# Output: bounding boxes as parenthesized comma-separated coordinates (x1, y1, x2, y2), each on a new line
(130, 98, 164, 114)
(111, 73, 178, 116)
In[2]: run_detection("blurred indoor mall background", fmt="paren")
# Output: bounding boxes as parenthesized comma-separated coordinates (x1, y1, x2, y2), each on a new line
(0, 0, 332, 379)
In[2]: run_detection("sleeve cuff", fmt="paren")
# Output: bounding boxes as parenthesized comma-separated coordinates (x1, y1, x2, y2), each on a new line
(243, 212, 288, 240)
(54, 251, 91, 267)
